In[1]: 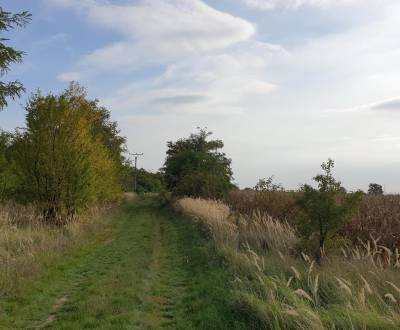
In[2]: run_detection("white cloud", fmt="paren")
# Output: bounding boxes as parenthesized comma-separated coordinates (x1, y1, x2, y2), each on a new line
(54, 0, 281, 115)
(370, 98, 400, 112)
(47, 0, 400, 190)
(103, 43, 284, 115)
(57, 71, 81, 81)
(51, 0, 255, 74)
(241, 0, 361, 10)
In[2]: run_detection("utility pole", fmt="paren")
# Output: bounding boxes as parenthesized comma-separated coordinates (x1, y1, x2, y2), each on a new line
(129, 153, 143, 193)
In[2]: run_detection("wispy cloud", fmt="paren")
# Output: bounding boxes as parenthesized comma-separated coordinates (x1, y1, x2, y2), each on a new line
(240, 0, 361, 10)
(370, 98, 400, 112)
(49, 0, 282, 116)
(49, 0, 256, 76)
(43, 0, 400, 190)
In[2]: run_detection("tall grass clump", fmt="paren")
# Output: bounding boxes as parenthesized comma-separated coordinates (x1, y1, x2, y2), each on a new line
(0, 201, 120, 297)
(176, 197, 400, 329)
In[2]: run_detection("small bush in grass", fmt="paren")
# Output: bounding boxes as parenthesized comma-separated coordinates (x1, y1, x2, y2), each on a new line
(297, 159, 362, 262)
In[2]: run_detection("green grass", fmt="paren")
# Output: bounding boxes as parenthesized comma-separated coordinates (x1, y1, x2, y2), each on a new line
(0, 197, 250, 329)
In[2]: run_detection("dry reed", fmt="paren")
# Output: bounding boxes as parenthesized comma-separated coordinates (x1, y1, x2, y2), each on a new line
(176, 197, 400, 329)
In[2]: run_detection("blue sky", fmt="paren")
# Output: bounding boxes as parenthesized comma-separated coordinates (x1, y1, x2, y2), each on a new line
(1, 0, 400, 192)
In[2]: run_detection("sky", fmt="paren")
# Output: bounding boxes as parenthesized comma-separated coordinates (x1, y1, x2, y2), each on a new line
(1, 0, 400, 192)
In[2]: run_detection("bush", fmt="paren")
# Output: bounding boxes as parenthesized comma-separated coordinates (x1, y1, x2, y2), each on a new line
(297, 159, 362, 262)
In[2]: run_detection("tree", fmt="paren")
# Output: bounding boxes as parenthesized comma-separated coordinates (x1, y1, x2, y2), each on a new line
(297, 159, 362, 262)
(124, 168, 165, 194)
(163, 129, 234, 199)
(0, 130, 19, 200)
(254, 176, 283, 192)
(0, 7, 31, 110)
(12, 84, 124, 224)
(368, 183, 383, 195)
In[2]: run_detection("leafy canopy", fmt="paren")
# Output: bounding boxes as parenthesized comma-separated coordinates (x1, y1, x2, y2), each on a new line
(12, 83, 125, 224)
(0, 130, 19, 200)
(163, 128, 234, 199)
(0, 7, 31, 110)
(368, 183, 383, 195)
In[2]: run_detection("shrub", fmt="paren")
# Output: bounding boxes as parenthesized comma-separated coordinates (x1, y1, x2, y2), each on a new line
(297, 159, 362, 262)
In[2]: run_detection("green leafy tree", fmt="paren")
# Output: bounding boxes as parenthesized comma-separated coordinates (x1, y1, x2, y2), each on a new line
(13, 84, 123, 224)
(368, 183, 383, 195)
(163, 129, 234, 199)
(134, 168, 165, 194)
(0, 7, 31, 110)
(297, 159, 362, 262)
(0, 130, 19, 200)
(120, 164, 165, 194)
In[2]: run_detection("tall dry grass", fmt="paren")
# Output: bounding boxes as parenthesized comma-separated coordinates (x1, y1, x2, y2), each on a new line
(227, 190, 400, 250)
(226, 190, 299, 223)
(0, 200, 121, 297)
(176, 197, 400, 329)
(344, 194, 400, 249)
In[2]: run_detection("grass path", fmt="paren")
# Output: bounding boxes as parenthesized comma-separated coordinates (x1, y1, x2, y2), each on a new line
(0, 198, 248, 329)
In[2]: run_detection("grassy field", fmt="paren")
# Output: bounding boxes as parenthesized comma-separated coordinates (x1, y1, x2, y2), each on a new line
(176, 197, 400, 329)
(0, 198, 250, 329)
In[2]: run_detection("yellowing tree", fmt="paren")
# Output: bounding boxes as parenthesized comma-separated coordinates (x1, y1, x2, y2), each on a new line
(13, 84, 123, 224)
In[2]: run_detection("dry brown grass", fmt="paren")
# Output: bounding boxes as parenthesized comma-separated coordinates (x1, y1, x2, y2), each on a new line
(226, 190, 299, 223)
(344, 194, 400, 249)
(0, 201, 119, 296)
(176, 197, 400, 329)
(175, 198, 297, 253)
(174, 198, 236, 248)
(227, 190, 400, 249)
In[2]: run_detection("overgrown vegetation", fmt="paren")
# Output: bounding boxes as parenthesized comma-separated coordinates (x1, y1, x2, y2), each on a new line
(227, 182, 400, 250)
(0, 198, 123, 299)
(176, 197, 400, 329)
